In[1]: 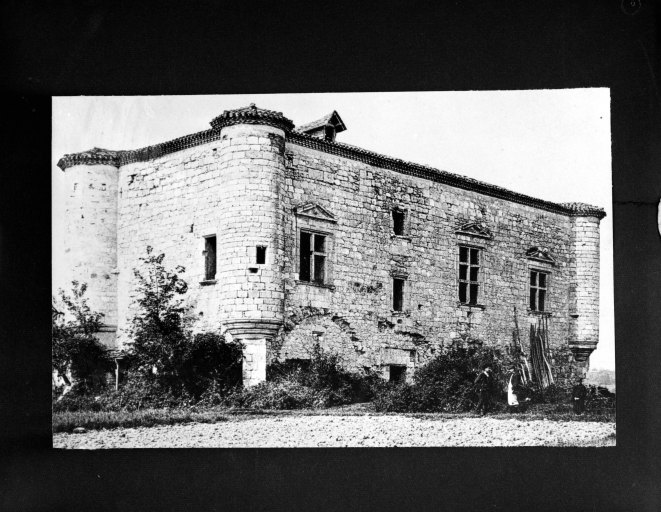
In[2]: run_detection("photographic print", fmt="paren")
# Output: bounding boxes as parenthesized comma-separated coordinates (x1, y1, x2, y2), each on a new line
(51, 91, 614, 448)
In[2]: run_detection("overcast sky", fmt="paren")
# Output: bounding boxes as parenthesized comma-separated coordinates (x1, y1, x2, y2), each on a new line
(52, 90, 614, 370)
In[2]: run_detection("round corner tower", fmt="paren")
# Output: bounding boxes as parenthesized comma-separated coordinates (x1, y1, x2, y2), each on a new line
(57, 148, 120, 349)
(565, 203, 606, 372)
(210, 105, 293, 386)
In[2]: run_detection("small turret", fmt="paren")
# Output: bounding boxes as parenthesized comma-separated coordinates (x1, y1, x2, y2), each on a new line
(57, 148, 120, 348)
(564, 202, 606, 365)
(211, 105, 293, 385)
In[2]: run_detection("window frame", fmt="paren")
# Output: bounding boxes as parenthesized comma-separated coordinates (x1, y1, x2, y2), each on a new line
(529, 269, 550, 312)
(298, 229, 328, 285)
(458, 244, 482, 306)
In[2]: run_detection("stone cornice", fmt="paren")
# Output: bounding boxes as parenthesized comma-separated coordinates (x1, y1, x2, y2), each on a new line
(57, 147, 122, 170)
(57, 129, 222, 171)
(561, 202, 607, 219)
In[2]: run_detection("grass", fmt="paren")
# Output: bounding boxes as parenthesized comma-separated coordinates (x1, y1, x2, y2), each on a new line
(53, 408, 231, 433)
(53, 401, 615, 433)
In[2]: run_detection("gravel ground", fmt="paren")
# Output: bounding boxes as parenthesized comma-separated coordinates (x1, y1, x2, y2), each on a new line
(53, 414, 615, 448)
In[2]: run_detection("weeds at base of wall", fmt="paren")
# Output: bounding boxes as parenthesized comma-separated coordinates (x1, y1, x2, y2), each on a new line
(212, 345, 382, 409)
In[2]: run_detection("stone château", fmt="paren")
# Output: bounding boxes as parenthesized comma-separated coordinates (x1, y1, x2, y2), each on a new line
(57, 104, 605, 386)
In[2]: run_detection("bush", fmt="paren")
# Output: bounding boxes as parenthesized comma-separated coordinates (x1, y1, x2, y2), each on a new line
(179, 333, 243, 398)
(53, 371, 196, 412)
(52, 282, 112, 391)
(523, 383, 570, 404)
(372, 345, 506, 413)
(226, 345, 380, 410)
(371, 382, 415, 412)
(126, 247, 243, 399)
(223, 378, 329, 409)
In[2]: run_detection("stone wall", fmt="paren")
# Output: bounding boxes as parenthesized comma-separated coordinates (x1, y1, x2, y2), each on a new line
(115, 140, 229, 344)
(115, 123, 288, 349)
(278, 143, 577, 377)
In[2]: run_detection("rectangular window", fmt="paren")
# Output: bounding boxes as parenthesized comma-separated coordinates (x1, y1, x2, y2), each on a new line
(256, 245, 267, 265)
(530, 270, 548, 312)
(392, 209, 406, 236)
(393, 278, 405, 311)
(204, 236, 217, 280)
(458, 246, 480, 305)
(299, 231, 326, 284)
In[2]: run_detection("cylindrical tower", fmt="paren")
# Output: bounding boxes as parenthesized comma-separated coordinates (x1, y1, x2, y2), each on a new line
(210, 105, 293, 386)
(57, 148, 120, 349)
(565, 203, 606, 369)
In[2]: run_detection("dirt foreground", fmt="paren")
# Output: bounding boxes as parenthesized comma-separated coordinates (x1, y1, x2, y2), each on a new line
(53, 414, 615, 448)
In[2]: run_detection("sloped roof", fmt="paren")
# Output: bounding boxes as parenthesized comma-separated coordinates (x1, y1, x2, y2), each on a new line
(210, 103, 294, 132)
(297, 110, 346, 134)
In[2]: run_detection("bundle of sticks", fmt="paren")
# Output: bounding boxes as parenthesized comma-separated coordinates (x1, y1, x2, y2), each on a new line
(528, 315, 555, 388)
(512, 307, 533, 385)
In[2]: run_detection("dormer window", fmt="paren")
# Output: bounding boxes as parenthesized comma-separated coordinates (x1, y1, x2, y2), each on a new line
(298, 111, 347, 142)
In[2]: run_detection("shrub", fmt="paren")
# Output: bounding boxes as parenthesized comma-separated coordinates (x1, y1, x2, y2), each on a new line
(127, 246, 190, 380)
(52, 282, 112, 391)
(224, 378, 320, 409)
(53, 371, 197, 413)
(226, 345, 379, 410)
(125, 247, 243, 399)
(372, 345, 506, 413)
(179, 333, 243, 398)
(371, 382, 415, 412)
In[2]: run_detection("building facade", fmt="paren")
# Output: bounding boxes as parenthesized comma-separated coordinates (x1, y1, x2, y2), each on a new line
(57, 104, 605, 386)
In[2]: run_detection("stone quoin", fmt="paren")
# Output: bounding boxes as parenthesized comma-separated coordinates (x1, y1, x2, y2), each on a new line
(57, 104, 606, 387)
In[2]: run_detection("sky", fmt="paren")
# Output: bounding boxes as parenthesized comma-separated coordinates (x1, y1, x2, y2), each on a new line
(52, 90, 614, 370)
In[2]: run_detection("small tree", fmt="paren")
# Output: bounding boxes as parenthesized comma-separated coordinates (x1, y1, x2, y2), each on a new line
(127, 247, 243, 398)
(127, 246, 190, 383)
(52, 281, 111, 390)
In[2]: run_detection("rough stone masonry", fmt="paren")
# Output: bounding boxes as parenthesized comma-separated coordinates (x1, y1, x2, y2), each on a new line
(57, 104, 606, 387)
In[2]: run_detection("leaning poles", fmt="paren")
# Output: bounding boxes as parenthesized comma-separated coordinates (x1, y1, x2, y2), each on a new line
(512, 307, 532, 385)
(528, 317, 554, 389)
